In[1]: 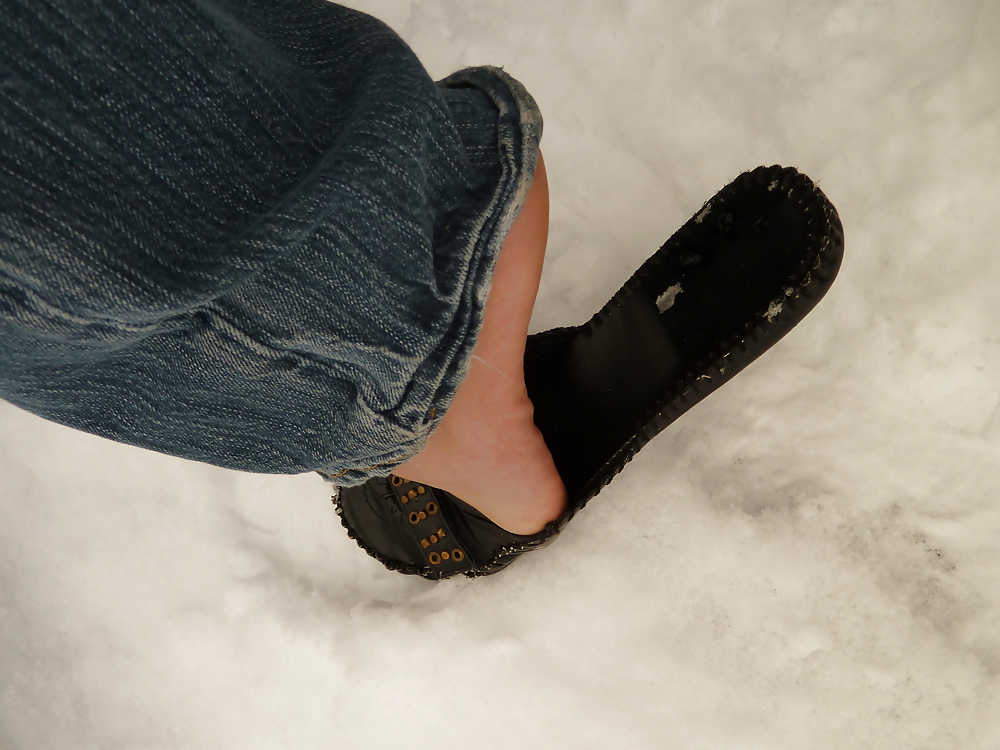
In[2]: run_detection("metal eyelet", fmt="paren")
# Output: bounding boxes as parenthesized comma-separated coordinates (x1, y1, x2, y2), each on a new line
(425, 501, 438, 515)
(390, 476, 404, 487)
(428, 552, 441, 565)
(408, 511, 420, 525)
(452, 549, 465, 562)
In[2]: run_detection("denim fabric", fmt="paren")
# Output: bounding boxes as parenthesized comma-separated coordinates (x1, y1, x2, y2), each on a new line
(0, 0, 542, 481)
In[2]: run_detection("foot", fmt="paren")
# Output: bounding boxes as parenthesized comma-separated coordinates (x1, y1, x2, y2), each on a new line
(395, 153, 567, 535)
(340, 165, 845, 579)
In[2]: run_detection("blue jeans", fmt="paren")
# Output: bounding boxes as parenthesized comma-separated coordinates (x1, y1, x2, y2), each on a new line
(0, 0, 542, 483)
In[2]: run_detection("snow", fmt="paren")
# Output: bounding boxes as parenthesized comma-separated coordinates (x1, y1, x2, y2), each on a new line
(3, 0, 1000, 747)
(765, 299, 782, 321)
(656, 283, 683, 313)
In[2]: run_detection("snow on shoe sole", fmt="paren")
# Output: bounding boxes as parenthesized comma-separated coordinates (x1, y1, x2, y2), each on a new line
(336, 165, 844, 579)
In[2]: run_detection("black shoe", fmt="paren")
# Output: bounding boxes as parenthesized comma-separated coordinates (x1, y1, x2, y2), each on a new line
(335, 165, 844, 579)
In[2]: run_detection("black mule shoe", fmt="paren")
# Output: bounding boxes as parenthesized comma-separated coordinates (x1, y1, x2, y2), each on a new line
(335, 165, 844, 579)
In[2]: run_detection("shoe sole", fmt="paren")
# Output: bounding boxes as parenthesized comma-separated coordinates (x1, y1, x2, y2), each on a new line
(526, 165, 843, 522)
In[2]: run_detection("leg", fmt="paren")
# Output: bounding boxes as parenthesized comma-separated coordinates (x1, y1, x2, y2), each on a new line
(396, 153, 567, 535)
(1, 1, 542, 481)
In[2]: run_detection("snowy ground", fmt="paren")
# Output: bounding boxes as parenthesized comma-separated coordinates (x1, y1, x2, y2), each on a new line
(3, 1, 1000, 748)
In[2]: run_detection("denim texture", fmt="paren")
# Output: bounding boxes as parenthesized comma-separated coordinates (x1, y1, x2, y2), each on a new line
(0, 0, 542, 481)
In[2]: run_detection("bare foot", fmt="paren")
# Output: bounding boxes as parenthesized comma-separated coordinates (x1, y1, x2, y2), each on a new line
(395, 153, 567, 535)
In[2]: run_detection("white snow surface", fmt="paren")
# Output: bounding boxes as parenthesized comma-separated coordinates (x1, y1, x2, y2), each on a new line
(4, 1, 1000, 748)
